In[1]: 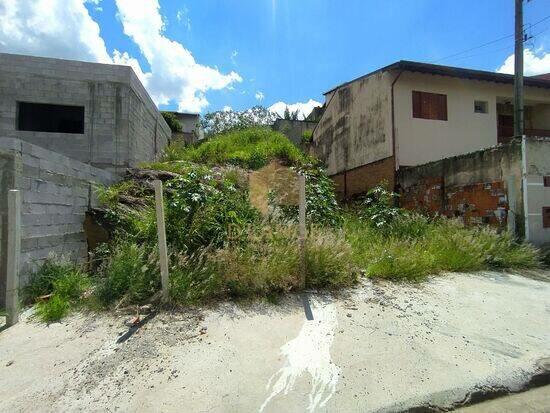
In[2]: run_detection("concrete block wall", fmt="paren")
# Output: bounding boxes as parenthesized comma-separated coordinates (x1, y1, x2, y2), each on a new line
(0, 138, 117, 306)
(0, 53, 170, 173)
(272, 119, 318, 147)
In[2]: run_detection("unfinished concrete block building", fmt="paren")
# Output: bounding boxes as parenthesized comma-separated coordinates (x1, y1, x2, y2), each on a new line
(0, 53, 171, 307)
(0, 53, 171, 172)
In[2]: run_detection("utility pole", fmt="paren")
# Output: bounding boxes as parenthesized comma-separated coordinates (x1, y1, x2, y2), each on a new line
(514, 0, 524, 136)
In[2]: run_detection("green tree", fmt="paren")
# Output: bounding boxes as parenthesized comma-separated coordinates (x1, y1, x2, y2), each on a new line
(161, 112, 183, 133)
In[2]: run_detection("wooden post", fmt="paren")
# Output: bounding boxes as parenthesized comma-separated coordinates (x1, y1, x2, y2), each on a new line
(153, 180, 169, 302)
(6, 190, 21, 327)
(298, 174, 306, 288)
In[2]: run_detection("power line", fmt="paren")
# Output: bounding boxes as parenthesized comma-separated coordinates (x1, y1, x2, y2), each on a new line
(431, 13, 550, 64)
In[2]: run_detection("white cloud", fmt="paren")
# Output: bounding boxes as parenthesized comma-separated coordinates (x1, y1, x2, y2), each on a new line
(269, 99, 322, 120)
(223, 105, 232, 112)
(497, 48, 550, 76)
(0, 0, 111, 63)
(255, 91, 265, 101)
(0, 0, 241, 113)
(115, 0, 241, 112)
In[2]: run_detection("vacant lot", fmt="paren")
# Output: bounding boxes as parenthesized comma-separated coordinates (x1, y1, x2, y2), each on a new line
(1, 271, 549, 413)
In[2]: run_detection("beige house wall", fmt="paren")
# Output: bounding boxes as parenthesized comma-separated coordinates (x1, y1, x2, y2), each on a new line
(393, 71, 550, 167)
(312, 71, 394, 176)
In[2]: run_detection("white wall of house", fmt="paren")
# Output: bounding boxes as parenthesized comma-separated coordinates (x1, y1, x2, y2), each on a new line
(312, 71, 394, 175)
(393, 71, 550, 167)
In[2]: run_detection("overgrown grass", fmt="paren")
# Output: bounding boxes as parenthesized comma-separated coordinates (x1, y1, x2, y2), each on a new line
(344, 213, 540, 281)
(95, 241, 160, 306)
(25, 258, 90, 322)
(211, 224, 356, 298)
(159, 127, 307, 169)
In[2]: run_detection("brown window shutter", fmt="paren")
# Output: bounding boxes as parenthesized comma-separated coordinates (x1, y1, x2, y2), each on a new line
(412, 91, 447, 120)
(412, 91, 421, 118)
(544, 176, 550, 187)
(543, 207, 550, 228)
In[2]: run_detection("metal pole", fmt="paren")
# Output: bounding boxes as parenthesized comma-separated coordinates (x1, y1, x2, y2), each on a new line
(298, 174, 306, 288)
(6, 190, 21, 327)
(514, 0, 524, 136)
(153, 180, 170, 302)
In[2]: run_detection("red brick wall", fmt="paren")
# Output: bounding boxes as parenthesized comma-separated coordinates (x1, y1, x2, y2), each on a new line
(400, 179, 508, 227)
(331, 156, 395, 199)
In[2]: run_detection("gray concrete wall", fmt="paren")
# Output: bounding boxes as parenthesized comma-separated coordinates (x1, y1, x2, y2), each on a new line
(0, 138, 117, 306)
(272, 119, 317, 147)
(0, 53, 170, 173)
(522, 136, 550, 245)
(312, 71, 394, 176)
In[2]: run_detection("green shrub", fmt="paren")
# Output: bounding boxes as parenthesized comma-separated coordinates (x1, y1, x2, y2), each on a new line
(165, 169, 260, 253)
(26, 258, 90, 322)
(301, 130, 313, 144)
(355, 183, 402, 229)
(271, 165, 343, 227)
(35, 295, 70, 323)
(24, 258, 82, 303)
(96, 241, 160, 305)
(161, 111, 183, 133)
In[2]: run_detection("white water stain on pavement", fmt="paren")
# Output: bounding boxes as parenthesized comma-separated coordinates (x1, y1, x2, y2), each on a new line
(259, 298, 340, 413)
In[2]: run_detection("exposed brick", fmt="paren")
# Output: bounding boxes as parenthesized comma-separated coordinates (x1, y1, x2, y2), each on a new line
(331, 156, 395, 199)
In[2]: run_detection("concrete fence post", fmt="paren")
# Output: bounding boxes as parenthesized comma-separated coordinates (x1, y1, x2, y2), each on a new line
(153, 180, 170, 302)
(298, 174, 306, 288)
(6, 189, 21, 327)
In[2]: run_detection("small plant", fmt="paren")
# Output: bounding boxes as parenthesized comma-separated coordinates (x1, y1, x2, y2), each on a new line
(24, 257, 82, 303)
(356, 183, 402, 229)
(25, 258, 90, 322)
(35, 295, 71, 323)
(301, 130, 313, 144)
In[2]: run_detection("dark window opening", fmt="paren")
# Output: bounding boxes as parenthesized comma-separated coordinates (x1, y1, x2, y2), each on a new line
(412, 91, 448, 121)
(543, 207, 550, 229)
(17, 102, 85, 134)
(544, 176, 550, 187)
(474, 100, 488, 114)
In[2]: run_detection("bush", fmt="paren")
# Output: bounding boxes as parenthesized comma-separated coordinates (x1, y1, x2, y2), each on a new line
(301, 130, 313, 144)
(163, 127, 307, 170)
(271, 165, 343, 227)
(35, 295, 71, 323)
(355, 183, 402, 229)
(25, 258, 90, 322)
(165, 169, 260, 253)
(96, 241, 160, 305)
(161, 111, 182, 133)
(24, 258, 83, 303)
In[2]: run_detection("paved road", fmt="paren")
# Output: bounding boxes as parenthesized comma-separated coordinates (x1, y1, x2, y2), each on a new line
(1, 271, 549, 412)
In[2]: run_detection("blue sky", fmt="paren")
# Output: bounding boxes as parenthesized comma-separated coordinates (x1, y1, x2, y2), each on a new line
(1, 0, 549, 116)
